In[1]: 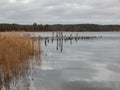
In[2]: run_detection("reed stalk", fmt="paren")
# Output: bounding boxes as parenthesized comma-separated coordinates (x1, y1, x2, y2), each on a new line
(0, 32, 41, 89)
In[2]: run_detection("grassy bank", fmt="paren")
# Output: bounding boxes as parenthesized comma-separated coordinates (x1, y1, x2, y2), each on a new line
(0, 32, 41, 89)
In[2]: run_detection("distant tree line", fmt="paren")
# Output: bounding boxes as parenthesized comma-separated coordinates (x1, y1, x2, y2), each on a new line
(0, 23, 120, 32)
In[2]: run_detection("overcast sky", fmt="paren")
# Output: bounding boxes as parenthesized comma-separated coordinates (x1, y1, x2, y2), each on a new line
(0, 0, 120, 24)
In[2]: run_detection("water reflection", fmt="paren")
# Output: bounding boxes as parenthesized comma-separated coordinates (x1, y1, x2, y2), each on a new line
(39, 35, 120, 90)
(61, 81, 120, 90)
(0, 63, 31, 90)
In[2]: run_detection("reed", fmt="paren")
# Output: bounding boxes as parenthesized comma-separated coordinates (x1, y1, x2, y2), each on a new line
(0, 32, 41, 89)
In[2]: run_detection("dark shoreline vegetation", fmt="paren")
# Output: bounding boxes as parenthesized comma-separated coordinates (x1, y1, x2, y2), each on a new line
(0, 32, 41, 89)
(0, 23, 120, 32)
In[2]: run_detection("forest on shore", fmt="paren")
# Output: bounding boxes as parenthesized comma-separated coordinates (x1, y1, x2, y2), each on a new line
(0, 23, 120, 32)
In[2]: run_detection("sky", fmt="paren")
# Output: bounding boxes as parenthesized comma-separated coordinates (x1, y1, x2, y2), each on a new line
(0, 0, 120, 24)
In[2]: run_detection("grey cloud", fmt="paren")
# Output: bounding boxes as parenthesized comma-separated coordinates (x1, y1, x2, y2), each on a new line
(0, 0, 120, 24)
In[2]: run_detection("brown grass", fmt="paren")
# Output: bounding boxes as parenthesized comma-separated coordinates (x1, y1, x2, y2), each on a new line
(0, 32, 41, 89)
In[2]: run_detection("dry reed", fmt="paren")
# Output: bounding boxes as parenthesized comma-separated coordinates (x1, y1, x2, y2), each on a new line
(0, 32, 41, 89)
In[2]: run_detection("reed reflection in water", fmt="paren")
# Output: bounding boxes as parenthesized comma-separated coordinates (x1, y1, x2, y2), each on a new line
(0, 33, 41, 90)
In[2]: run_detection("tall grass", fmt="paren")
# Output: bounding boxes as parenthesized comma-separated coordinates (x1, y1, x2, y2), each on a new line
(0, 32, 41, 89)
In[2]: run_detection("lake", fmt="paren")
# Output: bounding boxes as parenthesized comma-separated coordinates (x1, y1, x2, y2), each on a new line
(2, 32, 120, 90)
(29, 32, 120, 90)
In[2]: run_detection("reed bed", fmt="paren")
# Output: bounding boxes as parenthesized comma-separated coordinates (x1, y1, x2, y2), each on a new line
(0, 32, 41, 89)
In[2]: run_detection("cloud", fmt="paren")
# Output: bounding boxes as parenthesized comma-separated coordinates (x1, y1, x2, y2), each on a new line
(0, 0, 120, 24)
(9, 0, 33, 3)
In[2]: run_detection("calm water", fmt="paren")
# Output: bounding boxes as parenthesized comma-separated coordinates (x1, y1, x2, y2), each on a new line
(29, 32, 120, 90)
(2, 32, 120, 90)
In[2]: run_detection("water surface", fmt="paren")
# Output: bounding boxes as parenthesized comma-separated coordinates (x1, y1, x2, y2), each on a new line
(1, 32, 120, 90)
(30, 32, 120, 90)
